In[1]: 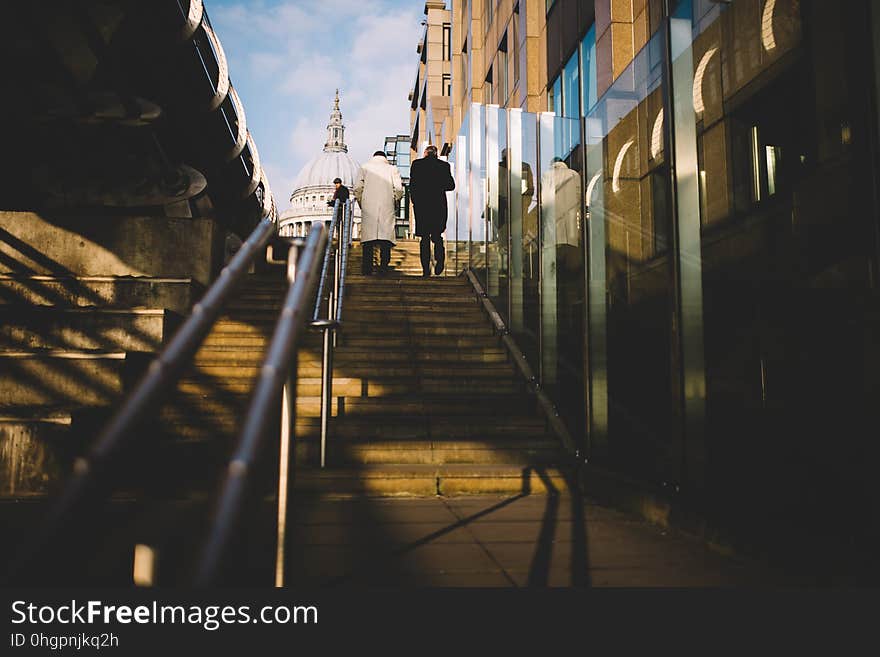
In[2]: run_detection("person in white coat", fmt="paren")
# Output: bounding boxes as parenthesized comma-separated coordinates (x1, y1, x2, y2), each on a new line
(353, 150, 404, 275)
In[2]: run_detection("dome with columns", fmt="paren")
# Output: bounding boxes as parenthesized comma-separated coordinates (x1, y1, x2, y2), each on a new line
(278, 91, 361, 238)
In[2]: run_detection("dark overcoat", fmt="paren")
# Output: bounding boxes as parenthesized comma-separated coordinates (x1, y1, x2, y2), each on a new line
(409, 155, 455, 236)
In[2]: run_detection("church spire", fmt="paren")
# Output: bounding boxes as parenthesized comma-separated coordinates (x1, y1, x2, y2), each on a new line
(324, 89, 347, 153)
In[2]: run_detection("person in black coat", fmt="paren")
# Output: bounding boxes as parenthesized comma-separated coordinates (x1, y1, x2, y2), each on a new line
(326, 177, 349, 208)
(409, 144, 455, 276)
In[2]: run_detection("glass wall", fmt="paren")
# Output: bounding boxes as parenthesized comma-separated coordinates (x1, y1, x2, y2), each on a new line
(581, 25, 598, 116)
(486, 105, 509, 317)
(678, 0, 880, 549)
(538, 113, 585, 439)
(451, 0, 880, 562)
(469, 103, 487, 288)
(585, 26, 678, 484)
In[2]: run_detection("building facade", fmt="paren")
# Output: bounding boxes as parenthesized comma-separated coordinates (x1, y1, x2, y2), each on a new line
(384, 134, 414, 238)
(410, 2, 453, 154)
(439, 0, 880, 561)
(279, 91, 362, 238)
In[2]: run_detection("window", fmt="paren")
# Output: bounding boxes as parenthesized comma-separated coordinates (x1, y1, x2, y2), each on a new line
(512, 6, 520, 86)
(580, 25, 597, 114)
(484, 68, 493, 106)
(549, 76, 562, 115)
(562, 49, 579, 118)
(442, 23, 451, 61)
(496, 34, 508, 104)
(442, 73, 451, 97)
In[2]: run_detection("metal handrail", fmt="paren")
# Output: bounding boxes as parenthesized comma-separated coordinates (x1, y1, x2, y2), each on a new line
(335, 198, 353, 323)
(194, 224, 328, 586)
(312, 199, 342, 321)
(309, 198, 354, 467)
(4, 216, 278, 584)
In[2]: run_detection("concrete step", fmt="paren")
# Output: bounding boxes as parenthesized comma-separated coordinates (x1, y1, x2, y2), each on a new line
(0, 275, 198, 315)
(340, 335, 497, 349)
(192, 347, 509, 367)
(339, 324, 494, 337)
(293, 463, 574, 497)
(178, 376, 515, 399)
(0, 350, 142, 407)
(295, 394, 538, 418)
(0, 408, 73, 497)
(0, 307, 177, 352)
(345, 278, 469, 290)
(297, 437, 562, 466)
(344, 292, 475, 302)
(158, 411, 548, 441)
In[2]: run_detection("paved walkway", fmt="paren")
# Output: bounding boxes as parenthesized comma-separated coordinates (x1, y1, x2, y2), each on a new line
(286, 494, 786, 587)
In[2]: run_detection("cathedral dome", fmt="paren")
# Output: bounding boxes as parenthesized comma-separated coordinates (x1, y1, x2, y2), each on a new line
(279, 90, 362, 238)
(291, 150, 360, 191)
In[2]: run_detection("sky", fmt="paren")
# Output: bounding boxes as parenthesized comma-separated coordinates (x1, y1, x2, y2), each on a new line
(209, 0, 424, 210)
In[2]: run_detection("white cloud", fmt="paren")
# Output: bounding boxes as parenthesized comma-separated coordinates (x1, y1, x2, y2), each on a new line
(209, 0, 423, 210)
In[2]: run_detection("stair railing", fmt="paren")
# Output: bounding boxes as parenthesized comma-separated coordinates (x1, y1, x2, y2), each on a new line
(310, 198, 353, 468)
(5, 214, 280, 584)
(194, 223, 328, 587)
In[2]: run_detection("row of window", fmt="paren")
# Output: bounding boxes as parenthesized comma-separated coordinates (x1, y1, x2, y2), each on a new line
(548, 25, 597, 119)
(484, 8, 520, 107)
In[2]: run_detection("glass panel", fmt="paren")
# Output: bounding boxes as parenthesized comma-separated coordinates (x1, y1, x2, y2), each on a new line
(549, 76, 562, 115)
(687, 0, 879, 549)
(581, 25, 598, 114)
(509, 110, 540, 367)
(563, 50, 580, 119)
(538, 112, 585, 440)
(452, 111, 470, 273)
(486, 105, 509, 319)
(585, 25, 677, 482)
(469, 103, 487, 289)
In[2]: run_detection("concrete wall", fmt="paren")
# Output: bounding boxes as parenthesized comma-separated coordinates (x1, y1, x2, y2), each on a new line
(0, 211, 225, 287)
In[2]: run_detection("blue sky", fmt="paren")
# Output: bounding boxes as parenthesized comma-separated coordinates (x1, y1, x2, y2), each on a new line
(209, 0, 424, 209)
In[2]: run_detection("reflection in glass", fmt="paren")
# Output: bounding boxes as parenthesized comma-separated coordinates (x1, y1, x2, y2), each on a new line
(508, 111, 540, 366)
(581, 25, 598, 115)
(486, 106, 508, 318)
(539, 112, 584, 439)
(469, 103, 486, 288)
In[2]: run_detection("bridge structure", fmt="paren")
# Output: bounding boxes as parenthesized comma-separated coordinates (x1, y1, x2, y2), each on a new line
(0, 0, 852, 589)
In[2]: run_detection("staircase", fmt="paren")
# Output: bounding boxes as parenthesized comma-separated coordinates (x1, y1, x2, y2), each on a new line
(294, 238, 572, 497)
(0, 238, 573, 585)
(0, 272, 196, 497)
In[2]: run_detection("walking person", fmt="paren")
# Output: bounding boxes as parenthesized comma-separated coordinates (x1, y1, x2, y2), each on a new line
(409, 144, 455, 277)
(326, 176, 350, 208)
(353, 150, 404, 275)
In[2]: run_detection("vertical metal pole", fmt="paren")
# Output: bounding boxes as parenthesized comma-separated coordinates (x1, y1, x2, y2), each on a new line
(320, 327, 332, 468)
(275, 240, 299, 588)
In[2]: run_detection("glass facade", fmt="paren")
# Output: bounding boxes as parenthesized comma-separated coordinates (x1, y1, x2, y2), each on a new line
(452, 0, 880, 556)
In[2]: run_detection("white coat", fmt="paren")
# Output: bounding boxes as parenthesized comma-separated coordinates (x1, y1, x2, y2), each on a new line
(540, 161, 582, 248)
(353, 154, 404, 244)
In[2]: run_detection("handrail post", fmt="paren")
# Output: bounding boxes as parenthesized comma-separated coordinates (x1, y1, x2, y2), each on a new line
(275, 238, 301, 588)
(320, 324, 333, 469)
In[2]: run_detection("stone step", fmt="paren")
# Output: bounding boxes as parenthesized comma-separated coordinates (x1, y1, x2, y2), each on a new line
(0, 307, 177, 352)
(0, 351, 140, 407)
(297, 437, 561, 467)
(0, 409, 73, 497)
(0, 275, 198, 315)
(146, 435, 560, 469)
(192, 347, 509, 366)
(341, 335, 497, 349)
(158, 411, 548, 441)
(339, 324, 494, 337)
(292, 463, 574, 497)
(177, 375, 516, 400)
(344, 292, 475, 302)
(345, 279, 468, 289)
